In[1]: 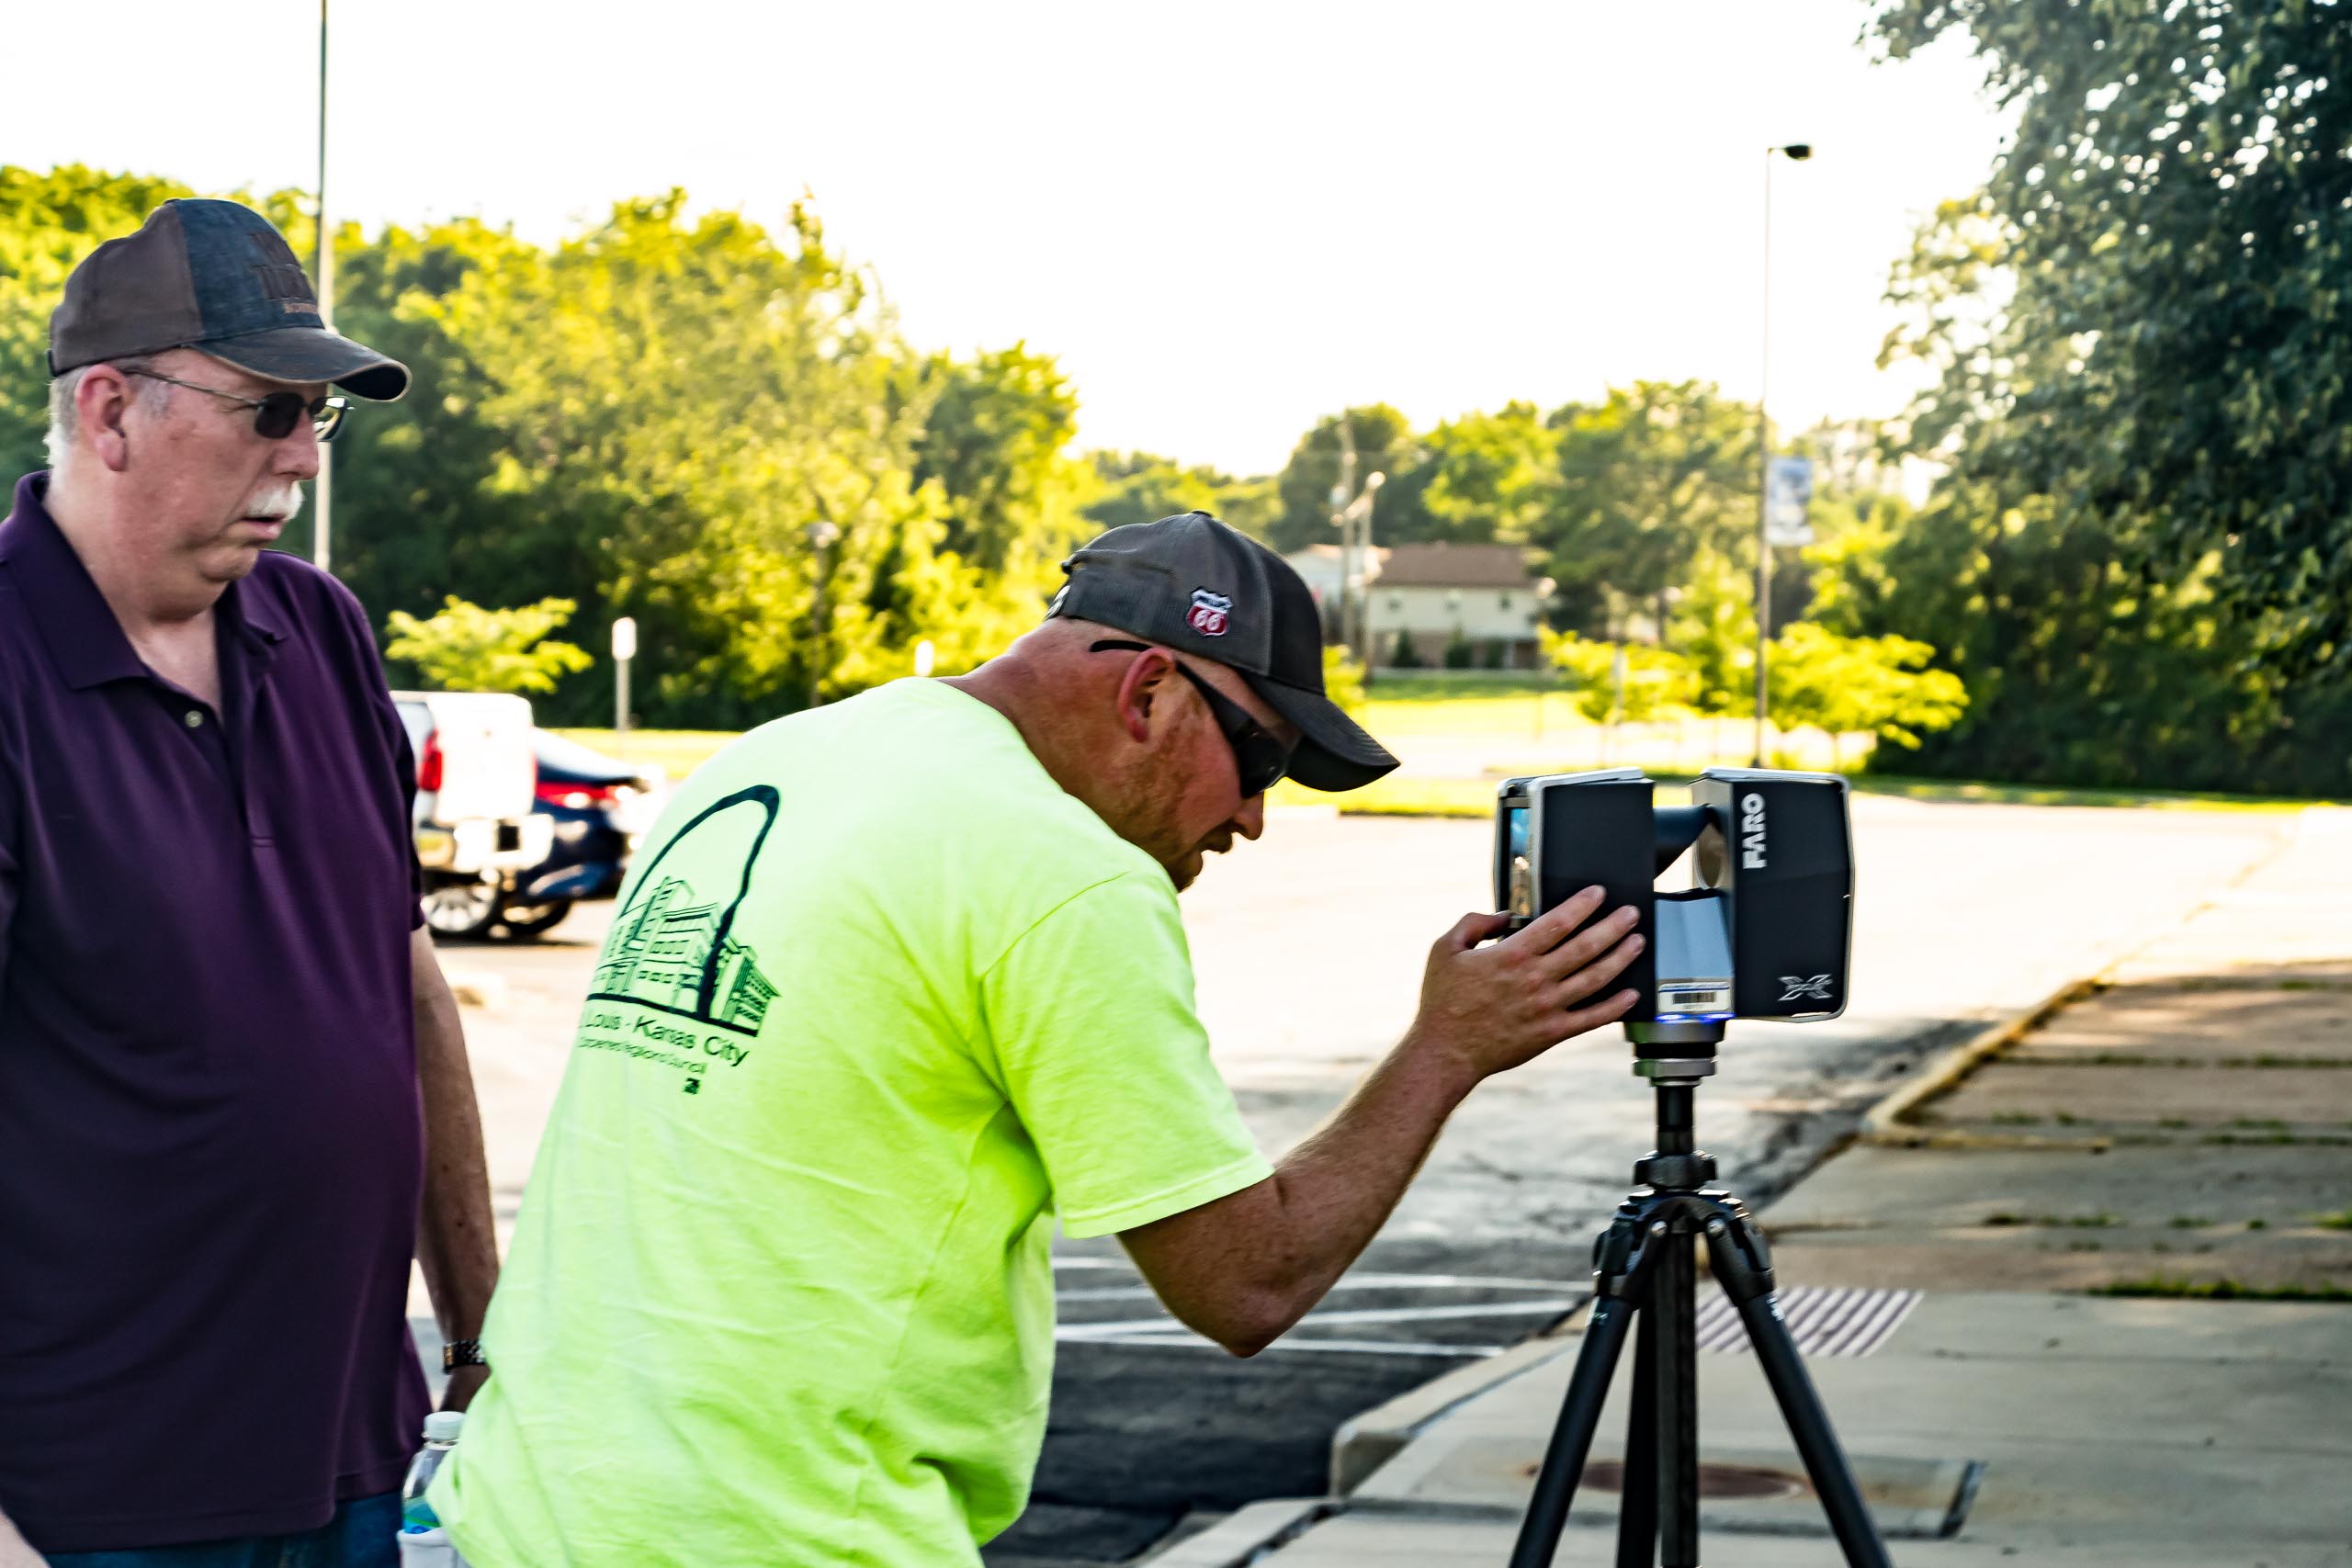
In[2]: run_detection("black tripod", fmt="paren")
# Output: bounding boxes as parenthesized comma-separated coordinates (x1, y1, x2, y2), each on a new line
(1509, 1029, 1892, 1568)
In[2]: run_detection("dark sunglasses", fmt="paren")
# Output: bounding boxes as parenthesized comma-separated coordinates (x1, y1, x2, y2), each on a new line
(126, 368, 348, 443)
(1091, 639, 1292, 797)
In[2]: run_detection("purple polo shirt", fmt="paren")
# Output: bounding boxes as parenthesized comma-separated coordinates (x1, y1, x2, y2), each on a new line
(0, 474, 428, 1551)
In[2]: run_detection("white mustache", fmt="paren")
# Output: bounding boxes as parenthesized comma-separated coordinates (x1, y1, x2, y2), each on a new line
(243, 486, 306, 524)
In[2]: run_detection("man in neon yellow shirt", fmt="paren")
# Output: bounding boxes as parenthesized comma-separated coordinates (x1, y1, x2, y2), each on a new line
(432, 513, 1644, 1565)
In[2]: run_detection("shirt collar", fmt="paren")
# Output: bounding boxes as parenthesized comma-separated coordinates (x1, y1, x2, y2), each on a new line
(0, 471, 285, 688)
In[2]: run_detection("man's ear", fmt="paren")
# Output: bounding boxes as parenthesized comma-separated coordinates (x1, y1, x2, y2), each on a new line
(75, 367, 141, 474)
(1112, 649, 1176, 745)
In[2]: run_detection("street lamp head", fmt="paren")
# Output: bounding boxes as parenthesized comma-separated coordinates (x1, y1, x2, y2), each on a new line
(1778, 143, 1813, 161)
(806, 520, 842, 549)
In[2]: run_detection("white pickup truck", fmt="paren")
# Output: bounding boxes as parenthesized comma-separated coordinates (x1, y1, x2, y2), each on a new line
(393, 691, 556, 939)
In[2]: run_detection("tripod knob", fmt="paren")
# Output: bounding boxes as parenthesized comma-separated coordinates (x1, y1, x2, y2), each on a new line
(1633, 1151, 1717, 1190)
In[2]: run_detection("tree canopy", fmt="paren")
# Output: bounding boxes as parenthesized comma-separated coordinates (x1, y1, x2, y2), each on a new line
(1869, 0, 2352, 676)
(385, 596, 593, 695)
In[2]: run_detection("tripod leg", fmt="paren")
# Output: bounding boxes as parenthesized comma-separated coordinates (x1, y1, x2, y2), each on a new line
(1732, 1293, 1894, 1568)
(1656, 1230, 1701, 1568)
(1509, 1294, 1638, 1568)
(1613, 1305, 1657, 1568)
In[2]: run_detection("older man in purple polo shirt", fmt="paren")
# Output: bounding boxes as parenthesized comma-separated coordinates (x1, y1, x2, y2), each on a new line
(0, 201, 498, 1567)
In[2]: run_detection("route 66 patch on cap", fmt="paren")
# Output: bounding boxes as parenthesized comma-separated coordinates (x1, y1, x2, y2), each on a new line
(1187, 588, 1234, 637)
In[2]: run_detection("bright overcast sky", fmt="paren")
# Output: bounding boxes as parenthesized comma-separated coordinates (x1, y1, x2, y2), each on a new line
(4, 1, 2010, 477)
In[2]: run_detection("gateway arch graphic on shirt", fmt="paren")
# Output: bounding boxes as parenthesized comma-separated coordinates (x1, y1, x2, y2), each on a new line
(588, 785, 781, 1036)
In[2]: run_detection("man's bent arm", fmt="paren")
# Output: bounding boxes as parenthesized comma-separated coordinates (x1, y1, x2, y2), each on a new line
(0, 1507, 44, 1567)
(412, 927, 500, 1408)
(1121, 892, 1643, 1356)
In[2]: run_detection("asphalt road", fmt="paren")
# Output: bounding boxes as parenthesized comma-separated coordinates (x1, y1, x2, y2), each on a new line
(434, 797, 2288, 1564)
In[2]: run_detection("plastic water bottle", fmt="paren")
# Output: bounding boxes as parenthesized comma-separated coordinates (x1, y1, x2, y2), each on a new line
(399, 1409, 465, 1527)
(396, 1523, 459, 1567)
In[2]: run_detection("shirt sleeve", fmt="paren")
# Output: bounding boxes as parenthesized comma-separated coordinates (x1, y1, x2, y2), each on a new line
(979, 871, 1272, 1239)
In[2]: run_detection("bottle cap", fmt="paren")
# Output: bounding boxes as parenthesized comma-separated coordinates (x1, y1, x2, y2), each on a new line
(423, 1410, 466, 1442)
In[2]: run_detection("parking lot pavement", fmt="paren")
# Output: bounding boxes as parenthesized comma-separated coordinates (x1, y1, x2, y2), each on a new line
(427, 800, 2291, 1565)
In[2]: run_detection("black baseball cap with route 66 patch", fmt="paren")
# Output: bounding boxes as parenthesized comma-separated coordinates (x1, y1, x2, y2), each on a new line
(1047, 511, 1399, 791)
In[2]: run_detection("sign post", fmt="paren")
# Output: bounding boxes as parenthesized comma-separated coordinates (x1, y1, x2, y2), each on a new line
(611, 615, 638, 747)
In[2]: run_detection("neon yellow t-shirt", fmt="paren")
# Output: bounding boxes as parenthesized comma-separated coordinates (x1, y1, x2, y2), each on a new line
(432, 679, 1271, 1567)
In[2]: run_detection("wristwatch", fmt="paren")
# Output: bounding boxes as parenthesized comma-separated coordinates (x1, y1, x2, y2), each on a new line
(442, 1338, 487, 1372)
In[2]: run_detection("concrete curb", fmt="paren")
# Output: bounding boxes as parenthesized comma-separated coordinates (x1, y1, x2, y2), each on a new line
(1859, 807, 2312, 1148)
(1855, 976, 2107, 1149)
(1137, 1499, 1332, 1566)
(1327, 1333, 1582, 1495)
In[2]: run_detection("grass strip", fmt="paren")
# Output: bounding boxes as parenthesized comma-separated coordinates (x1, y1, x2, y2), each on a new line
(2085, 1278, 2352, 1303)
(1851, 775, 2333, 813)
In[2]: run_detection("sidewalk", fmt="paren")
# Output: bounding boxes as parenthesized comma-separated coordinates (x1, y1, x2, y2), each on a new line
(1159, 807, 2352, 1566)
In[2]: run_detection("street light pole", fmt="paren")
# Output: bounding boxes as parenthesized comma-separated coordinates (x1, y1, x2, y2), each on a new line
(312, 0, 334, 572)
(1753, 141, 1811, 767)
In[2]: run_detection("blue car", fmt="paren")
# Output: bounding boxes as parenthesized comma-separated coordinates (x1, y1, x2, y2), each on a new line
(496, 731, 665, 938)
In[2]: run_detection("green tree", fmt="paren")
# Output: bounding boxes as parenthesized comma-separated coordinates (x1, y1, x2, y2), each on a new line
(1802, 479, 2332, 791)
(414, 192, 1027, 722)
(1538, 628, 1694, 724)
(1416, 401, 1559, 546)
(0, 165, 199, 478)
(1322, 645, 1367, 714)
(1270, 405, 1422, 554)
(1869, 2, 2352, 675)
(908, 343, 1085, 576)
(1537, 381, 1759, 645)
(1667, 547, 1756, 715)
(1080, 451, 1278, 539)
(316, 217, 576, 625)
(384, 595, 594, 694)
(1766, 621, 1967, 770)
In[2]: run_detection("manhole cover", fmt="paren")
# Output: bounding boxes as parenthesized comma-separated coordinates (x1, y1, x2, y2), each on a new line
(1573, 1461, 1810, 1502)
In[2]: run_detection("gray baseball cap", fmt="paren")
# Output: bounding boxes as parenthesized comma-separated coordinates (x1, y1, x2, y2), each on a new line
(49, 199, 408, 400)
(1048, 512, 1399, 791)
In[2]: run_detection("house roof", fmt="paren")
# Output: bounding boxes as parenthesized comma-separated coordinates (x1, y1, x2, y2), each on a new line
(1374, 543, 1536, 589)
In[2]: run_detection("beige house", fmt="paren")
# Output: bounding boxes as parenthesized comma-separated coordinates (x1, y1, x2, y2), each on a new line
(1364, 543, 1544, 669)
(1283, 541, 1546, 668)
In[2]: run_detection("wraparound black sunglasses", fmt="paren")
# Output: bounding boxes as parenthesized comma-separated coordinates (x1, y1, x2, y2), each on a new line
(1091, 638, 1292, 797)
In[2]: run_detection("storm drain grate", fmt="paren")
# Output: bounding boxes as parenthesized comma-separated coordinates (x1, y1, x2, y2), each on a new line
(1693, 1286, 1921, 1358)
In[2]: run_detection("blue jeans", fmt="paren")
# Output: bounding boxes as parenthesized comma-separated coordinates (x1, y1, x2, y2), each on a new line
(45, 1494, 401, 1568)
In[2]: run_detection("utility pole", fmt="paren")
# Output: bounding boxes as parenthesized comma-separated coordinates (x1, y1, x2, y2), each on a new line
(313, 0, 334, 573)
(1754, 141, 1812, 766)
(1342, 471, 1384, 671)
(1329, 424, 1359, 654)
(1327, 421, 1385, 671)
